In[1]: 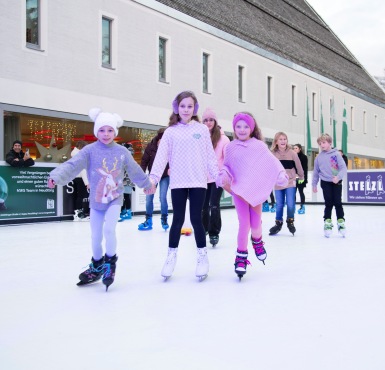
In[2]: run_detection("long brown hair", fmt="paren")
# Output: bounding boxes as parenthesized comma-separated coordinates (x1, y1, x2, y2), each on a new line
(168, 91, 200, 127)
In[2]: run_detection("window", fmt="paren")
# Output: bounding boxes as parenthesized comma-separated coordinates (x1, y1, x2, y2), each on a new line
(363, 110, 367, 134)
(267, 76, 274, 110)
(159, 37, 167, 82)
(238, 65, 245, 102)
(329, 98, 333, 126)
(374, 114, 378, 137)
(202, 53, 209, 93)
(312, 92, 317, 121)
(26, 0, 40, 47)
(102, 17, 112, 67)
(291, 85, 297, 116)
(350, 106, 355, 131)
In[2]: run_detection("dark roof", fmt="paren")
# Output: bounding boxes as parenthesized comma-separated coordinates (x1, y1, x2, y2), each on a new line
(155, 0, 385, 105)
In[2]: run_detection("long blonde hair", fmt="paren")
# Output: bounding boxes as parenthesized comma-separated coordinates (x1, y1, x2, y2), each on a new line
(271, 131, 290, 152)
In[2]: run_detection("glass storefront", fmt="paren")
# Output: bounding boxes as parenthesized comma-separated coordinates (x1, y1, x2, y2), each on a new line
(3, 111, 158, 164)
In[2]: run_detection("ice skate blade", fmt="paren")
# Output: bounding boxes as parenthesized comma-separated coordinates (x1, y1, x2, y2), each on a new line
(162, 275, 171, 281)
(236, 273, 246, 281)
(76, 279, 101, 287)
(197, 275, 208, 282)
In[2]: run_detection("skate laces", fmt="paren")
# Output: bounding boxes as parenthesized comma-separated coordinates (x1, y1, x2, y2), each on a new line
(197, 248, 208, 264)
(252, 239, 266, 256)
(324, 219, 333, 230)
(235, 256, 250, 269)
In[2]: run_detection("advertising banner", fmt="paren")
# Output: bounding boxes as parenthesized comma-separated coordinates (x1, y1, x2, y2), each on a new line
(347, 171, 385, 203)
(0, 166, 57, 220)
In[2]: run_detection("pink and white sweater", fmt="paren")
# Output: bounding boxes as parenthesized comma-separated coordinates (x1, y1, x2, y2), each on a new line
(218, 138, 286, 207)
(150, 121, 219, 189)
(208, 130, 230, 183)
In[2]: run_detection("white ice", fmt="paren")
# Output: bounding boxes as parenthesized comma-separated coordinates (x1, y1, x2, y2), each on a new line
(1, 205, 385, 370)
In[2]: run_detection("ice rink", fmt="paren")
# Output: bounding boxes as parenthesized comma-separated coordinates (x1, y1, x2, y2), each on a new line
(1, 204, 385, 370)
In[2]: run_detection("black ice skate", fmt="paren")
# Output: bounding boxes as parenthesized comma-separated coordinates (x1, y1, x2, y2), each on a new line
(209, 235, 219, 247)
(269, 220, 283, 235)
(77, 257, 105, 286)
(286, 218, 296, 236)
(234, 250, 250, 281)
(102, 254, 118, 292)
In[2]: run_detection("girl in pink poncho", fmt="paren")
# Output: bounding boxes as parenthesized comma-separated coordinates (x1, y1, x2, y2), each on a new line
(216, 112, 288, 279)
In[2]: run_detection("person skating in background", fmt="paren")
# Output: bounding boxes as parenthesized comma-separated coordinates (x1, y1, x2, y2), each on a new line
(292, 143, 308, 214)
(313, 134, 347, 238)
(6, 140, 35, 168)
(262, 191, 276, 212)
(118, 143, 135, 222)
(48, 108, 155, 291)
(71, 140, 90, 221)
(269, 132, 304, 236)
(138, 128, 170, 231)
(338, 149, 348, 167)
(201, 107, 230, 247)
(217, 112, 288, 279)
(149, 91, 219, 281)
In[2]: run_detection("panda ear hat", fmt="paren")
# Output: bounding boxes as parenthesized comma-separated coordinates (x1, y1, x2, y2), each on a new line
(89, 108, 123, 137)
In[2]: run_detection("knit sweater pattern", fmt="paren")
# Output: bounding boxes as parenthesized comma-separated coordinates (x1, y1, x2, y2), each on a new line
(221, 138, 286, 207)
(49, 141, 151, 211)
(272, 148, 304, 190)
(312, 148, 347, 186)
(150, 121, 219, 189)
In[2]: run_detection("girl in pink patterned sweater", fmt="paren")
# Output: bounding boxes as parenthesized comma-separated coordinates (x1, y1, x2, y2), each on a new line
(150, 91, 219, 281)
(216, 112, 288, 279)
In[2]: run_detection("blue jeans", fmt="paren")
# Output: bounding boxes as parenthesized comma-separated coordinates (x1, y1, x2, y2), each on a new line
(274, 187, 296, 221)
(146, 176, 170, 216)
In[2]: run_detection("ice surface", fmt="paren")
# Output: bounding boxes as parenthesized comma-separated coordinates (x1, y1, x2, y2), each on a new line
(1, 205, 384, 370)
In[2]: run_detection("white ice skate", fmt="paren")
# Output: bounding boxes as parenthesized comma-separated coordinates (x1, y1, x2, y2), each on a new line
(324, 219, 333, 238)
(337, 219, 346, 237)
(196, 247, 209, 281)
(161, 248, 178, 280)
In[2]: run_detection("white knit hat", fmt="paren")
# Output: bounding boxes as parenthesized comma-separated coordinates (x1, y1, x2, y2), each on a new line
(89, 108, 123, 137)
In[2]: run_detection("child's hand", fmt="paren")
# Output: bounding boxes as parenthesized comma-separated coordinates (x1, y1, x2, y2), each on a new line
(47, 178, 55, 188)
(144, 179, 156, 195)
(216, 172, 231, 188)
(276, 172, 289, 187)
(312, 186, 318, 193)
(332, 176, 339, 184)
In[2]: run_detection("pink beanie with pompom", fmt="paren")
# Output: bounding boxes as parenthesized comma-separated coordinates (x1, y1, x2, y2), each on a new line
(202, 108, 217, 122)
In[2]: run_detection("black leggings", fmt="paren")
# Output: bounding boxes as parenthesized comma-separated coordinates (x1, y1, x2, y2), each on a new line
(169, 188, 206, 249)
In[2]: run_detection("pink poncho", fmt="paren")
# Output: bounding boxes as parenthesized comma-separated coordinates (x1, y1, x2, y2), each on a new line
(220, 138, 285, 207)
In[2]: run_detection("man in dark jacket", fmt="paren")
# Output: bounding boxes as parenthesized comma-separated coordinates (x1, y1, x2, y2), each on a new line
(137, 128, 170, 231)
(6, 140, 35, 167)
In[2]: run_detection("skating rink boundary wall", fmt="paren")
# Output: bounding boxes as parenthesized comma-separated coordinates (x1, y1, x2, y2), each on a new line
(0, 162, 384, 225)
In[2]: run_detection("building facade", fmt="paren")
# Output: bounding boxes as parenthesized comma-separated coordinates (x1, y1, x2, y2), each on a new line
(1, 0, 385, 170)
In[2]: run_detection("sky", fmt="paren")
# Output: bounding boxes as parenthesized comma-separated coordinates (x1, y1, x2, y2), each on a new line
(306, 0, 385, 77)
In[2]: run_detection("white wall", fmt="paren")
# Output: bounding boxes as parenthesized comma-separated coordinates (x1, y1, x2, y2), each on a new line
(0, 0, 384, 159)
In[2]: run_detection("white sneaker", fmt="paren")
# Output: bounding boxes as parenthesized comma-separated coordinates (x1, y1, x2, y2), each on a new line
(196, 247, 209, 278)
(161, 248, 178, 278)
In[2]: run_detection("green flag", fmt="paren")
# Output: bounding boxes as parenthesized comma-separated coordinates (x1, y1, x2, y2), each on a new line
(341, 100, 348, 154)
(331, 96, 337, 147)
(320, 96, 324, 134)
(306, 87, 311, 155)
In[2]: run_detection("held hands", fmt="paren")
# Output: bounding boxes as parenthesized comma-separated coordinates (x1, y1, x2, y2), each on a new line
(216, 172, 231, 188)
(144, 178, 156, 195)
(47, 178, 56, 188)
